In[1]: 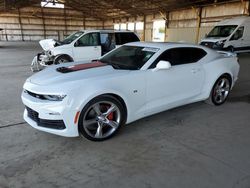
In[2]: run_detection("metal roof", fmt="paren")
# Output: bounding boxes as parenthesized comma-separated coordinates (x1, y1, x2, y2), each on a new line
(0, 0, 244, 20)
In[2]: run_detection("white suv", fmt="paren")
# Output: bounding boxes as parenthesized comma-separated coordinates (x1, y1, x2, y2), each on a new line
(31, 30, 140, 71)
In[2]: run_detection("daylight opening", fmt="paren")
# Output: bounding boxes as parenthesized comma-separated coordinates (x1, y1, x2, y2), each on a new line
(41, 0, 64, 8)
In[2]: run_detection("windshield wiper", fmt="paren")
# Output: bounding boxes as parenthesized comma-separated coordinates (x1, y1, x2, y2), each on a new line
(99, 60, 139, 70)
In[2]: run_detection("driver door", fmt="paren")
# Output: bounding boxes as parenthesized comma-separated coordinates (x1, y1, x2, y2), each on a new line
(228, 26, 244, 49)
(73, 32, 101, 61)
(145, 47, 205, 115)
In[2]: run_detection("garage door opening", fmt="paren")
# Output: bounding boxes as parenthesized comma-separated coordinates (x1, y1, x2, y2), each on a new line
(153, 20, 165, 42)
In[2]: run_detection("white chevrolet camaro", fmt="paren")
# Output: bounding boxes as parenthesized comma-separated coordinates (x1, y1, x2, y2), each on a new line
(22, 42, 240, 141)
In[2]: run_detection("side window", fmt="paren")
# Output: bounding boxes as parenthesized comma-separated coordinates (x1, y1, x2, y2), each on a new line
(115, 33, 122, 45)
(230, 26, 244, 41)
(149, 47, 207, 68)
(75, 33, 100, 47)
(188, 48, 207, 62)
(100, 33, 116, 55)
(117, 33, 139, 45)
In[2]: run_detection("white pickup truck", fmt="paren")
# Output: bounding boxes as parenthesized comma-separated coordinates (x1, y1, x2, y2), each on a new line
(31, 30, 140, 71)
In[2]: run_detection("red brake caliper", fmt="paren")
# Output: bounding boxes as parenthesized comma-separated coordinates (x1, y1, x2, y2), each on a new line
(106, 105, 114, 120)
(107, 112, 114, 120)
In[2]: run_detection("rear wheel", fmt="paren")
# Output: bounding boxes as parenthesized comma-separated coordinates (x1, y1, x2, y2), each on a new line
(78, 95, 126, 141)
(206, 75, 231, 105)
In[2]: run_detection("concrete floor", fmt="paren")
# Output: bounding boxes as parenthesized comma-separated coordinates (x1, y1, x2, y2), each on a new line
(0, 41, 250, 188)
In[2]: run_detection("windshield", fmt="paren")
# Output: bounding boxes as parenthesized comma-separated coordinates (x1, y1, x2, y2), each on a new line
(100, 46, 158, 70)
(207, 25, 237, 38)
(61, 31, 84, 44)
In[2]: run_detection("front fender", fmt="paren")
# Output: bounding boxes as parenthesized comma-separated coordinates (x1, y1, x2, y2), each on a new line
(51, 46, 73, 58)
(75, 89, 131, 122)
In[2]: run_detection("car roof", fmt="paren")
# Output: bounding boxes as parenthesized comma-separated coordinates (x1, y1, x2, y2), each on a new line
(80, 30, 136, 33)
(217, 16, 250, 26)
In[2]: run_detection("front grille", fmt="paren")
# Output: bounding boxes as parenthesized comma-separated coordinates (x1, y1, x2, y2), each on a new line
(200, 42, 214, 48)
(26, 106, 66, 130)
(26, 106, 39, 122)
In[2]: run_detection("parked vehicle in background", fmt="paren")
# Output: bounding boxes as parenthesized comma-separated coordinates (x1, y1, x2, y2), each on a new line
(200, 16, 250, 53)
(22, 42, 239, 141)
(31, 30, 140, 71)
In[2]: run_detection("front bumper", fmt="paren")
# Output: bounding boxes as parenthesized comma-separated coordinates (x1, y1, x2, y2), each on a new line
(25, 106, 66, 130)
(30, 53, 54, 72)
(21, 90, 79, 137)
(200, 42, 226, 51)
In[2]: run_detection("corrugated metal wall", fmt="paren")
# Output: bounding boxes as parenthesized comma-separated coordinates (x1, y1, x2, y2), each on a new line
(154, 1, 249, 43)
(167, 1, 249, 43)
(0, 6, 104, 41)
(111, 1, 249, 43)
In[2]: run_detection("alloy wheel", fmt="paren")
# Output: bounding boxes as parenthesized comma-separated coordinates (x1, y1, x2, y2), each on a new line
(82, 101, 121, 139)
(213, 77, 230, 104)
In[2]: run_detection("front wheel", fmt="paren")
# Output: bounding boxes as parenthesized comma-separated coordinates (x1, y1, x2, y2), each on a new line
(78, 95, 126, 141)
(228, 46, 234, 53)
(54, 55, 72, 64)
(206, 75, 231, 105)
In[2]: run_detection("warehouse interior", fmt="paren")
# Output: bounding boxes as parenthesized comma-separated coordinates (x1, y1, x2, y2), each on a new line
(0, 0, 250, 187)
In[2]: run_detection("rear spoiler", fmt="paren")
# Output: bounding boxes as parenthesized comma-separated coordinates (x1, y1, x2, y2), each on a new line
(217, 51, 237, 57)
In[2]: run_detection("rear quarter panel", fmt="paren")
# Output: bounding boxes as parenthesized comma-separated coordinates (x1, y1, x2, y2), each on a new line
(200, 56, 239, 100)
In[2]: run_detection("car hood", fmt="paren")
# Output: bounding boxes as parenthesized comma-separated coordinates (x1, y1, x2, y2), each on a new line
(39, 39, 56, 51)
(28, 62, 129, 86)
(200, 37, 227, 43)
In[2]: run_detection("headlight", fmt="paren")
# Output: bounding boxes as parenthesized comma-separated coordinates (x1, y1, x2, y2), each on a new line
(45, 50, 52, 56)
(215, 40, 226, 47)
(43, 94, 66, 101)
(23, 89, 66, 101)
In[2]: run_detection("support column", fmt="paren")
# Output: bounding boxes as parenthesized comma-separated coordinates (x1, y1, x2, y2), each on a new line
(18, 8, 24, 41)
(248, 0, 250, 15)
(126, 17, 129, 30)
(164, 12, 169, 42)
(195, 7, 202, 44)
(83, 16, 86, 30)
(134, 17, 136, 31)
(143, 15, 146, 41)
(64, 8, 67, 37)
(5, 28, 8, 41)
(41, 7, 46, 39)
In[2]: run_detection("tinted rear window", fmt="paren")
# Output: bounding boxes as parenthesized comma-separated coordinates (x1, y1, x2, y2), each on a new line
(115, 33, 139, 45)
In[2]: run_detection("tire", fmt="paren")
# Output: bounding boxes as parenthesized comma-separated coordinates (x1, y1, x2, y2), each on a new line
(78, 95, 126, 141)
(228, 46, 234, 53)
(205, 75, 231, 106)
(54, 55, 72, 64)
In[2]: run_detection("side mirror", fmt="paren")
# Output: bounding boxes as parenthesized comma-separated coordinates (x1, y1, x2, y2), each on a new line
(153, 60, 171, 72)
(74, 40, 80, 47)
